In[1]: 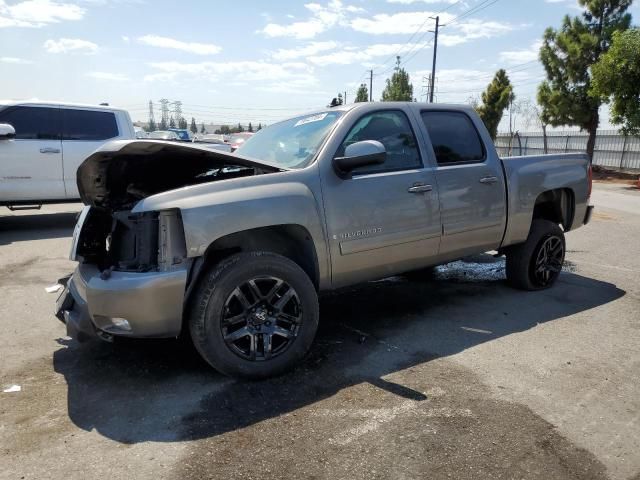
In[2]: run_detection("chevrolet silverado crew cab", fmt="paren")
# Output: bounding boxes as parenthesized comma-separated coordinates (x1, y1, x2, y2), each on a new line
(0, 101, 135, 209)
(56, 102, 593, 379)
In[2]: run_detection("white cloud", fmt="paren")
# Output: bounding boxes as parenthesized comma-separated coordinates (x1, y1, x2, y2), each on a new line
(43, 37, 98, 54)
(271, 41, 339, 61)
(86, 71, 129, 81)
(144, 60, 319, 93)
(387, 0, 458, 3)
(0, 56, 33, 64)
(499, 40, 542, 65)
(138, 34, 222, 55)
(308, 41, 431, 65)
(121, 35, 130, 43)
(350, 11, 514, 47)
(0, 0, 85, 28)
(258, 0, 364, 39)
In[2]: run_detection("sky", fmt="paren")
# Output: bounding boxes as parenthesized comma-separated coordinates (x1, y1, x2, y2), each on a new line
(1, 0, 639, 130)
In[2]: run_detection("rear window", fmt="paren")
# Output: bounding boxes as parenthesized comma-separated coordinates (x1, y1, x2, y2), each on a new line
(0, 106, 60, 140)
(62, 109, 119, 141)
(421, 111, 485, 165)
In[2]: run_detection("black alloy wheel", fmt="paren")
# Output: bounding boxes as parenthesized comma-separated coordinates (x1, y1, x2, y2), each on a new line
(221, 276, 302, 361)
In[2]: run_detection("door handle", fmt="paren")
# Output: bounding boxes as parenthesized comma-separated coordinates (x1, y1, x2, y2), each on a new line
(408, 183, 433, 193)
(40, 147, 61, 154)
(479, 176, 498, 184)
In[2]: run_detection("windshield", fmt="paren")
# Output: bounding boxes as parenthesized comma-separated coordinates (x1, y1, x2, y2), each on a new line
(236, 111, 342, 169)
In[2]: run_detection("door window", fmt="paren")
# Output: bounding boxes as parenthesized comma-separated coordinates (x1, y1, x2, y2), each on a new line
(421, 111, 485, 165)
(0, 106, 60, 140)
(62, 109, 119, 141)
(338, 110, 422, 175)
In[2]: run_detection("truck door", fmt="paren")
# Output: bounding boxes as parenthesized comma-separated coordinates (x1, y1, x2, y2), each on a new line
(61, 108, 120, 199)
(321, 108, 441, 287)
(420, 110, 507, 257)
(0, 105, 65, 202)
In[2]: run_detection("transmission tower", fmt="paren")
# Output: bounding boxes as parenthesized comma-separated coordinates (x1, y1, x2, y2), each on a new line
(158, 98, 170, 126)
(148, 100, 155, 125)
(171, 101, 183, 124)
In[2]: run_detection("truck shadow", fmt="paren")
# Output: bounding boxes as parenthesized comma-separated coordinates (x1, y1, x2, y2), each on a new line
(0, 211, 79, 245)
(52, 256, 625, 444)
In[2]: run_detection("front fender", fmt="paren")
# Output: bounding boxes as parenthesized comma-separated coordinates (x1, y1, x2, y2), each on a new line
(132, 174, 330, 287)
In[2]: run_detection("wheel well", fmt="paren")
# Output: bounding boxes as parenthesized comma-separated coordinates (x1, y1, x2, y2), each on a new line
(199, 224, 319, 288)
(532, 188, 575, 231)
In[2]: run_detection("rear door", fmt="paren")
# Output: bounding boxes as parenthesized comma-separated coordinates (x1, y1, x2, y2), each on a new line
(61, 108, 120, 198)
(0, 105, 64, 201)
(321, 108, 441, 287)
(420, 110, 506, 257)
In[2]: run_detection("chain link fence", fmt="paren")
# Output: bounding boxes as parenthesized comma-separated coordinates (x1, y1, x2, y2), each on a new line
(495, 130, 640, 170)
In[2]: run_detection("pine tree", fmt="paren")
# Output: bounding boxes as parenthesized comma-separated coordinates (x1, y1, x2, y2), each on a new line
(538, 0, 632, 160)
(381, 56, 413, 102)
(477, 69, 514, 140)
(200, 123, 206, 134)
(147, 119, 156, 132)
(159, 118, 167, 130)
(248, 122, 253, 133)
(169, 116, 176, 128)
(190, 117, 198, 134)
(257, 123, 262, 131)
(355, 83, 369, 102)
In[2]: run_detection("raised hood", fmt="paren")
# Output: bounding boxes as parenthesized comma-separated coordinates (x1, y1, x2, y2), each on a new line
(77, 140, 282, 210)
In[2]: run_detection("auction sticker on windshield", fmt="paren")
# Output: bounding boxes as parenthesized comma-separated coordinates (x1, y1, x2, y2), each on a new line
(294, 113, 328, 127)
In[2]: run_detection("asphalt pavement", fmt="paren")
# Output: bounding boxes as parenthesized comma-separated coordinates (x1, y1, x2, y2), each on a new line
(1, 183, 638, 480)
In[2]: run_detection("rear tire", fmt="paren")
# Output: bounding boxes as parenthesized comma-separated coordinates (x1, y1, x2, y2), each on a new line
(506, 219, 565, 291)
(189, 252, 319, 379)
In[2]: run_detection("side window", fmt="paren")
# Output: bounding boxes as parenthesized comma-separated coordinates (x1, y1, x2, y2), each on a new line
(338, 110, 421, 174)
(421, 111, 485, 165)
(0, 106, 60, 140)
(62, 109, 119, 141)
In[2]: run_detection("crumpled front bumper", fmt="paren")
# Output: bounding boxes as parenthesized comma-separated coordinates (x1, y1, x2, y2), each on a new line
(55, 264, 189, 342)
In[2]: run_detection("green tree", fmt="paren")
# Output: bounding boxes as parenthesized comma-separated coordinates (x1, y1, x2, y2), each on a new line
(591, 28, 640, 135)
(178, 117, 188, 129)
(355, 83, 369, 102)
(237, 123, 244, 133)
(200, 123, 206, 134)
(381, 57, 413, 102)
(146, 119, 156, 132)
(248, 122, 253, 133)
(169, 116, 176, 128)
(538, 0, 632, 160)
(159, 118, 167, 130)
(257, 123, 262, 131)
(476, 69, 514, 140)
(190, 117, 198, 134)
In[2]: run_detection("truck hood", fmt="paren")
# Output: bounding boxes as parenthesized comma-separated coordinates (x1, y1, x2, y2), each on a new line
(77, 140, 283, 210)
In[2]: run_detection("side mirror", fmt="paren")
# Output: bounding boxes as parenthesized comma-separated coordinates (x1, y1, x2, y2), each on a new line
(0, 123, 16, 140)
(333, 140, 386, 179)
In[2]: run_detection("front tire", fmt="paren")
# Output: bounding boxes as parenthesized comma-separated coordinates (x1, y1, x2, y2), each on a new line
(189, 252, 319, 379)
(506, 220, 566, 291)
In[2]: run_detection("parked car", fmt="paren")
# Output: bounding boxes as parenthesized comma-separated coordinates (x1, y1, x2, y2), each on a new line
(57, 102, 593, 379)
(228, 132, 254, 151)
(168, 128, 191, 142)
(0, 101, 135, 209)
(192, 133, 232, 153)
(134, 126, 148, 139)
(148, 130, 180, 141)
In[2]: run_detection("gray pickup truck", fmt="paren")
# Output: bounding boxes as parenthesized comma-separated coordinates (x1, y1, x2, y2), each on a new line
(56, 102, 593, 378)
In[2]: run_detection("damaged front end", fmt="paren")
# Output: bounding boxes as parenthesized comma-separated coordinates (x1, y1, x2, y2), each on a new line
(56, 140, 282, 342)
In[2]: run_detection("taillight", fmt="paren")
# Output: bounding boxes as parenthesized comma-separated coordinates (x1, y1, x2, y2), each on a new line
(587, 163, 593, 198)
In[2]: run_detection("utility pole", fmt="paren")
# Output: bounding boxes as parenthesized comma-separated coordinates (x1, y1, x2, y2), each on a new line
(369, 69, 373, 102)
(429, 16, 440, 103)
(147, 100, 155, 129)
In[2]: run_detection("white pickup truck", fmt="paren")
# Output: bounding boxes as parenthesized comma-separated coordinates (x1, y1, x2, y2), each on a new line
(0, 101, 135, 209)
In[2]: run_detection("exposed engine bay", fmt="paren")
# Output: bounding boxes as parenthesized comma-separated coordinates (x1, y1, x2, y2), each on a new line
(73, 140, 282, 272)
